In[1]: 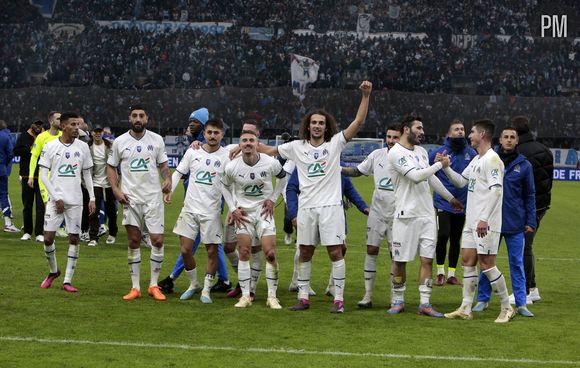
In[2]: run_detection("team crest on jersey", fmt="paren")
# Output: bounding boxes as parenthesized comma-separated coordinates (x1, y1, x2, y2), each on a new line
(129, 157, 150, 172)
(378, 177, 394, 191)
(260, 171, 267, 178)
(57, 163, 78, 177)
(65, 152, 70, 159)
(307, 161, 327, 177)
(74, 151, 80, 157)
(206, 159, 211, 166)
(214, 160, 221, 168)
(323, 149, 328, 156)
(136, 146, 142, 152)
(195, 170, 216, 185)
(243, 183, 264, 197)
(147, 145, 153, 151)
(250, 173, 255, 180)
(314, 152, 319, 159)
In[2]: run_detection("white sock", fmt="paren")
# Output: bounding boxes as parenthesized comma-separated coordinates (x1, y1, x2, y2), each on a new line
(436, 265, 445, 275)
(391, 276, 406, 304)
(297, 261, 312, 300)
(203, 273, 215, 293)
(448, 267, 456, 278)
(238, 260, 251, 297)
(4, 215, 12, 226)
(44, 243, 58, 273)
(226, 249, 239, 273)
(327, 269, 334, 290)
(128, 248, 141, 291)
(291, 246, 299, 285)
(364, 254, 377, 298)
(484, 266, 510, 309)
(332, 259, 346, 302)
(250, 251, 263, 294)
(185, 267, 198, 289)
(418, 278, 433, 305)
(63, 244, 79, 284)
(460, 266, 478, 312)
(265, 262, 279, 298)
(389, 261, 395, 304)
(149, 246, 164, 287)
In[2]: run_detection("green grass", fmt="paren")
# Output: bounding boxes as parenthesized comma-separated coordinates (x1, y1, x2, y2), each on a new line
(1, 167, 579, 367)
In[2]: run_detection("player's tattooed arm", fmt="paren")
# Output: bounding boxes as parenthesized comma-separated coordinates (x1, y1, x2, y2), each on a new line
(341, 167, 363, 177)
(158, 162, 172, 194)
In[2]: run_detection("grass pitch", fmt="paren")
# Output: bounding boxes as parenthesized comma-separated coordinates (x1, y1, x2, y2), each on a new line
(1, 168, 579, 367)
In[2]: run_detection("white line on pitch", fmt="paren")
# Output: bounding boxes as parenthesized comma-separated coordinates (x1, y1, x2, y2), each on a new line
(0, 336, 578, 366)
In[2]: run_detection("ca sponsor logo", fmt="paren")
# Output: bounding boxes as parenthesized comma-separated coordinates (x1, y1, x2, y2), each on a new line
(243, 183, 264, 197)
(307, 161, 327, 177)
(57, 163, 78, 177)
(129, 157, 150, 172)
(195, 170, 216, 185)
(378, 177, 394, 191)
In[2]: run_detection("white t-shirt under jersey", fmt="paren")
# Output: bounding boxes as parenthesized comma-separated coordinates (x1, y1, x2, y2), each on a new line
(91, 143, 109, 188)
(176, 146, 229, 215)
(461, 148, 504, 232)
(387, 143, 435, 218)
(38, 138, 93, 205)
(107, 130, 168, 204)
(277, 132, 347, 209)
(222, 153, 284, 210)
(357, 147, 395, 218)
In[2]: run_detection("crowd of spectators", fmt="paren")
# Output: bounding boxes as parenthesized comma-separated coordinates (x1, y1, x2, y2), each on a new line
(46, 0, 563, 36)
(1, 23, 578, 97)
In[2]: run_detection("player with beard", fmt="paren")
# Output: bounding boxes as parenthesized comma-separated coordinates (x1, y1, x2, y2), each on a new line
(107, 104, 172, 301)
(38, 112, 96, 292)
(386, 116, 463, 317)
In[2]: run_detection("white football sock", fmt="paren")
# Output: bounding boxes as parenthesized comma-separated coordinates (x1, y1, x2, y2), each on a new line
(364, 254, 377, 298)
(484, 266, 510, 309)
(265, 262, 279, 298)
(44, 243, 58, 274)
(332, 259, 346, 302)
(460, 266, 478, 312)
(250, 251, 263, 293)
(63, 244, 79, 284)
(128, 248, 141, 291)
(238, 260, 251, 297)
(149, 246, 164, 287)
(297, 261, 312, 300)
(185, 267, 198, 289)
(418, 278, 433, 305)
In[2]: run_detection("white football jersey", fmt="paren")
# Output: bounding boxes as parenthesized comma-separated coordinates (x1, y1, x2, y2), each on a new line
(461, 149, 504, 231)
(176, 146, 229, 214)
(357, 147, 395, 218)
(107, 130, 168, 204)
(222, 154, 284, 210)
(387, 143, 435, 218)
(38, 138, 93, 205)
(277, 132, 347, 209)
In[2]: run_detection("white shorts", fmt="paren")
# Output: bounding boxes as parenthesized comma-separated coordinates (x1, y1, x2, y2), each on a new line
(297, 204, 345, 246)
(391, 216, 436, 262)
(173, 210, 223, 244)
(224, 223, 262, 246)
(236, 207, 276, 241)
(366, 209, 393, 248)
(122, 200, 165, 234)
(461, 227, 501, 255)
(44, 202, 83, 234)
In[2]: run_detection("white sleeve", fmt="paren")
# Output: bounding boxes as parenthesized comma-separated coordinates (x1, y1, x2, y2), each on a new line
(175, 149, 191, 176)
(169, 170, 182, 194)
(443, 166, 469, 188)
(220, 165, 236, 212)
(277, 141, 295, 161)
(156, 136, 169, 164)
(107, 139, 120, 167)
(357, 151, 374, 176)
(40, 166, 59, 201)
(404, 162, 443, 183)
(428, 175, 454, 202)
(83, 169, 95, 200)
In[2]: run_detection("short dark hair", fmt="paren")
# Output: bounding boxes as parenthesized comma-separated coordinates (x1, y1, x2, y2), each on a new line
(473, 119, 495, 141)
(510, 116, 530, 135)
(48, 111, 60, 121)
(243, 119, 261, 132)
(60, 112, 80, 124)
(448, 119, 463, 132)
(386, 124, 400, 132)
(205, 118, 224, 131)
(500, 126, 518, 136)
(299, 109, 337, 142)
(400, 115, 422, 134)
(129, 104, 147, 114)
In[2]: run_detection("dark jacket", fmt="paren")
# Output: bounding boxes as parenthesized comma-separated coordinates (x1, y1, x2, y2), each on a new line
(516, 132, 553, 212)
(0, 128, 14, 177)
(498, 149, 537, 234)
(429, 137, 476, 214)
(13, 129, 37, 178)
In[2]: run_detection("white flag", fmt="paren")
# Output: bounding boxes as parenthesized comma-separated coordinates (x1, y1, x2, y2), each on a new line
(290, 54, 319, 101)
(357, 13, 372, 34)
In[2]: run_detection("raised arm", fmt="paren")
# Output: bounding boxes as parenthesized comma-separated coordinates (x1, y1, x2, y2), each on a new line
(343, 81, 372, 141)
